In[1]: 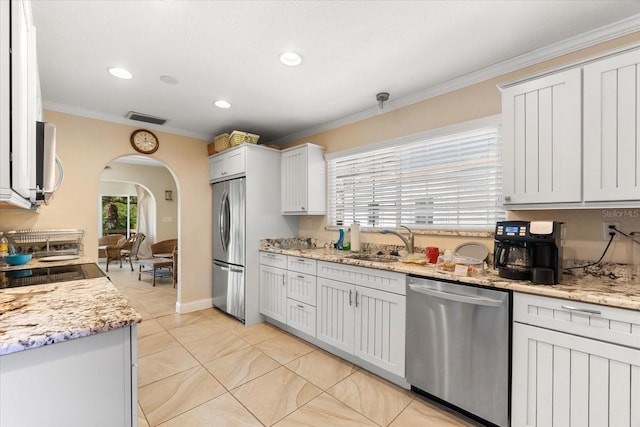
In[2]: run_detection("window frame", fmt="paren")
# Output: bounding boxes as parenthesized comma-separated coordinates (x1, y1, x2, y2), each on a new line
(325, 115, 504, 232)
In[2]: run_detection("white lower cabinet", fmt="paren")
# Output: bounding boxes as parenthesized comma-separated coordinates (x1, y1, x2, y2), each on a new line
(259, 253, 406, 377)
(316, 262, 406, 377)
(0, 326, 137, 427)
(260, 252, 317, 336)
(259, 263, 287, 323)
(512, 293, 640, 427)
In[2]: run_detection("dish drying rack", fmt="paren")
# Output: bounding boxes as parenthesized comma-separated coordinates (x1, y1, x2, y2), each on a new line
(6, 229, 84, 258)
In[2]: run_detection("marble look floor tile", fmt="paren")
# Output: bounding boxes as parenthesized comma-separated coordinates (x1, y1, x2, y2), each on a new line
(204, 346, 280, 390)
(254, 333, 315, 364)
(274, 393, 377, 427)
(232, 366, 322, 426)
(139, 366, 226, 426)
(328, 370, 413, 426)
(138, 404, 150, 427)
(231, 321, 284, 345)
(157, 393, 262, 427)
(286, 349, 357, 390)
(137, 319, 165, 338)
(155, 312, 209, 330)
(138, 330, 180, 357)
(211, 313, 244, 330)
(182, 330, 251, 364)
(389, 399, 478, 427)
(138, 346, 199, 387)
(167, 321, 229, 345)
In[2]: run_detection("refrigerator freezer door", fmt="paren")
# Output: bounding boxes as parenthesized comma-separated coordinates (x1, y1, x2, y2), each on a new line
(212, 260, 245, 321)
(213, 178, 245, 266)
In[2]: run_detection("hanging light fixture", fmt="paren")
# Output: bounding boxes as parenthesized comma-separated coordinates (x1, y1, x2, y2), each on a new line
(376, 92, 390, 112)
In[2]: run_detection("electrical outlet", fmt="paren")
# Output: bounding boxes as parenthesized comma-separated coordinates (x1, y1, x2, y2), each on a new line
(602, 221, 620, 240)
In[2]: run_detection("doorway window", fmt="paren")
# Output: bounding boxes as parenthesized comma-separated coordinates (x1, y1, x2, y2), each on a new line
(101, 195, 138, 237)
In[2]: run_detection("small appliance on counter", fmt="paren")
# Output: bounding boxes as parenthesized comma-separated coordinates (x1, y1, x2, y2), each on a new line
(494, 220, 564, 284)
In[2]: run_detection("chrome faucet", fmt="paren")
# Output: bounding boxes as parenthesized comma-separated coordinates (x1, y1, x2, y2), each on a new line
(380, 225, 414, 254)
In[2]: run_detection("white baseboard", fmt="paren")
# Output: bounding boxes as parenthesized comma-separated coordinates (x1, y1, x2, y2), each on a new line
(175, 298, 213, 314)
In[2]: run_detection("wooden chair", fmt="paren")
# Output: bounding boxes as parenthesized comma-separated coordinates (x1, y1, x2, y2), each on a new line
(121, 233, 146, 271)
(98, 234, 124, 258)
(104, 237, 127, 272)
(151, 239, 178, 258)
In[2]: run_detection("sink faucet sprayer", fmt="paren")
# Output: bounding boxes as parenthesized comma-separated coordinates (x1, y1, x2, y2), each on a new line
(380, 225, 414, 254)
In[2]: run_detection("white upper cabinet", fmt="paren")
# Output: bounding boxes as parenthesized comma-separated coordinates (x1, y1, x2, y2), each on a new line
(208, 145, 246, 183)
(501, 68, 582, 205)
(584, 48, 640, 202)
(1, 0, 39, 209)
(281, 143, 326, 215)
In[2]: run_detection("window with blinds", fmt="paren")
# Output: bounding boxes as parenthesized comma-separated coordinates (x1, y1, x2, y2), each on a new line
(327, 125, 504, 230)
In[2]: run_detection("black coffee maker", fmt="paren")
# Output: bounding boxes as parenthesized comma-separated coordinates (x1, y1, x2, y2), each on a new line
(494, 221, 564, 284)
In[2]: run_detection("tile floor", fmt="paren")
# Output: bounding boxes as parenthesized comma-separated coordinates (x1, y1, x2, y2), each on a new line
(104, 260, 480, 427)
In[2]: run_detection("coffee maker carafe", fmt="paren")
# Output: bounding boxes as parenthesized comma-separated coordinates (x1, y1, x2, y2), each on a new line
(494, 221, 564, 284)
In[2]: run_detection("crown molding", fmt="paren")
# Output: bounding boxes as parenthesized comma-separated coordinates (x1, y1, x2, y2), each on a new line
(42, 101, 212, 141)
(269, 14, 640, 146)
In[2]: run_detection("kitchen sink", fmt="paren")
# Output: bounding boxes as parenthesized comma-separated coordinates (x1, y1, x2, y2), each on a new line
(346, 254, 400, 263)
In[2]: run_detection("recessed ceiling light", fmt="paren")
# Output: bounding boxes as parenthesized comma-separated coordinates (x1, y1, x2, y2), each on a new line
(279, 51, 302, 67)
(160, 75, 179, 85)
(214, 100, 231, 109)
(107, 67, 133, 80)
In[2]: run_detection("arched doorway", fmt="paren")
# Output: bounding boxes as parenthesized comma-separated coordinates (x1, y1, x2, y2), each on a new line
(98, 155, 180, 317)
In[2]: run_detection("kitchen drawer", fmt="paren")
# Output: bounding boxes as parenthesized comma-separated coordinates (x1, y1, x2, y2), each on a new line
(286, 271, 316, 306)
(514, 292, 640, 349)
(317, 261, 405, 295)
(286, 299, 316, 337)
(287, 256, 317, 275)
(259, 252, 287, 269)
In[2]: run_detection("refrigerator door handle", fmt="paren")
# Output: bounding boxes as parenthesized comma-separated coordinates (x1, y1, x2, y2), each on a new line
(220, 190, 230, 252)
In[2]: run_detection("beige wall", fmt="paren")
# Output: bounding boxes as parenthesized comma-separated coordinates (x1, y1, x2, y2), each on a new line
(291, 32, 640, 264)
(99, 161, 179, 242)
(0, 111, 212, 309)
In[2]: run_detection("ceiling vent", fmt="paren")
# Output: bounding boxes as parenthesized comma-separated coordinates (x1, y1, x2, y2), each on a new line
(125, 111, 167, 125)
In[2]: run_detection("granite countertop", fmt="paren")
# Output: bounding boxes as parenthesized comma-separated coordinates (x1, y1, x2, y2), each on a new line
(0, 264, 142, 356)
(260, 242, 640, 312)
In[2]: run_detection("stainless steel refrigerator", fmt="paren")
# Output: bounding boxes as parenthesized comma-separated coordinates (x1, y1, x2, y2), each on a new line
(212, 177, 246, 322)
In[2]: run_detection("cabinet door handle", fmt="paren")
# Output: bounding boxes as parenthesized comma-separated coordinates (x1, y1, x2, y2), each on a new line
(561, 305, 601, 315)
(297, 275, 305, 279)
(355, 290, 359, 307)
(282, 276, 286, 286)
(349, 289, 353, 306)
(297, 304, 304, 309)
(301, 206, 306, 211)
(504, 196, 511, 202)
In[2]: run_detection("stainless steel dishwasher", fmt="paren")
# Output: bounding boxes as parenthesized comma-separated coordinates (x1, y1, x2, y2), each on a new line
(406, 276, 511, 427)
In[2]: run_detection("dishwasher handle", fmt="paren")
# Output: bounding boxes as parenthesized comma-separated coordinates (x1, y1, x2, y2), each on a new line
(409, 284, 504, 307)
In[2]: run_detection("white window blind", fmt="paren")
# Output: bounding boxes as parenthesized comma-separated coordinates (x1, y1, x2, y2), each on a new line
(327, 126, 504, 230)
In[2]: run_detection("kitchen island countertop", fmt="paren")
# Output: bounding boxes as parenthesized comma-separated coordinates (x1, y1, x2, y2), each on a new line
(0, 264, 141, 356)
(260, 245, 640, 312)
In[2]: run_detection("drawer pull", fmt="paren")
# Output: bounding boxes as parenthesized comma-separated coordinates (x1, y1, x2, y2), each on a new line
(297, 259, 306, 262)
(297, 275, 305, 279)
(561, 305, 601, 315)
(297, 304, 304, 309)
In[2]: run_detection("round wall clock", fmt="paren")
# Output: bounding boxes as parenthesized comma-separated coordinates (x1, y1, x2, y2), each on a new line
(130, 129, 159, 154)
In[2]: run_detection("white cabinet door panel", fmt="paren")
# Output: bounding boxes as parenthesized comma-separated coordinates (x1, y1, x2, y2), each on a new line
(286, 270, 316, 306)
(502, 68, 582, 205)
(353, 285, 405, 377)
(286, 299, 316, 337)
(512, 322, 640, 427)
(209, 147, 246, 183)
(259, 265, 286, 323)
(281, 148, 307, 213)
(584, 48, 640, 201)
(316, 277, 354, 353)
